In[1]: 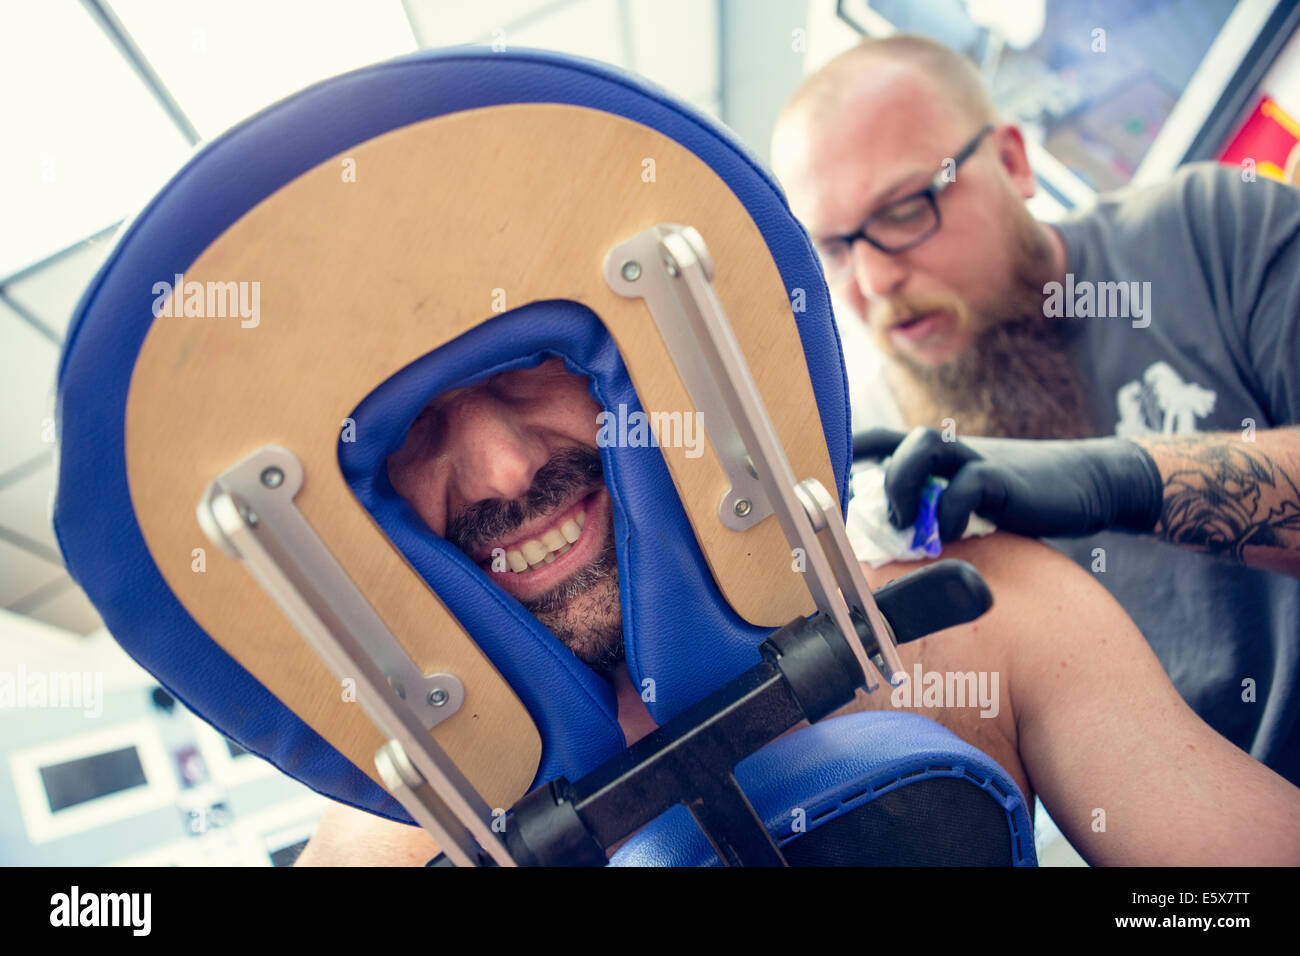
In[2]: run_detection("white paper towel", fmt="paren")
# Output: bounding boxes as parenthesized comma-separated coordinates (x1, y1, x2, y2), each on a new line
(845, 460, 996, 568)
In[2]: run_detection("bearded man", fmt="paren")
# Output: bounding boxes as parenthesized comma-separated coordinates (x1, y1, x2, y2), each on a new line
(770, 33, 1300, 786)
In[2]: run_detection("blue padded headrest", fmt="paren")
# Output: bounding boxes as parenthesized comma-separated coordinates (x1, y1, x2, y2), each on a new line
(609, 712, 1037, 866)
(54, 46, 850, 821)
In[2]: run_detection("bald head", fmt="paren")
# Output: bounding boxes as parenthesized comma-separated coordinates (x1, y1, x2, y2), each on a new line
(772, 36, 1002, 230)
(777, 34, 997, 138)
(769, 32, 1061, 394)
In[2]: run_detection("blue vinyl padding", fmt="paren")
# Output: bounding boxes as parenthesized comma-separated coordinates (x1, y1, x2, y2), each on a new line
(610, 712, 1037, 867)
(52, 47, 851, 822)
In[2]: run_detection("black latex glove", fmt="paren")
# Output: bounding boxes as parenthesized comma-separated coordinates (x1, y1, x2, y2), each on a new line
(853, 426, 1164, 542)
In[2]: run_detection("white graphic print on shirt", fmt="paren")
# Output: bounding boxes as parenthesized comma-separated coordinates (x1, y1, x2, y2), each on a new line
(1114, 361, 1217, 437)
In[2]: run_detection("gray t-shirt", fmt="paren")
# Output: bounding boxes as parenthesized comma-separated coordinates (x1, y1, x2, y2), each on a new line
(1051, 162, 1300, 785)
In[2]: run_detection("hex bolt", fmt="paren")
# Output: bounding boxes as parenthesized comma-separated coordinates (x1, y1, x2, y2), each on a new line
(260, 466, 285, 488)
(621, 260, 642, 281)
(734, 498, 752, 517)
(428, 688, 449, 707)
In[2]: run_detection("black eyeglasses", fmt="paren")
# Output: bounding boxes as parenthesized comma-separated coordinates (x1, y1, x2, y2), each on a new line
(813, 124, 994, 282)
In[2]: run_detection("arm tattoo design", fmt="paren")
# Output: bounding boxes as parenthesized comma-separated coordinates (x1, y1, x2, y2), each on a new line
(1151, 435, 1300, 564)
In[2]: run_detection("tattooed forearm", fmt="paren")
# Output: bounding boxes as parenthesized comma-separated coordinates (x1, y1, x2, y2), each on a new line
(1134, 428, 1300, 577)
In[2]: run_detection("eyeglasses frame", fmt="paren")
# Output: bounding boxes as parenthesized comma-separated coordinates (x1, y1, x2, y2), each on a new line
(816, 123, 997, 268)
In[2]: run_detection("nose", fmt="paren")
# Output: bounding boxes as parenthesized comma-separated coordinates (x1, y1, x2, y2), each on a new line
(440, 391, 550, 509)
(850, 237, 909, 300)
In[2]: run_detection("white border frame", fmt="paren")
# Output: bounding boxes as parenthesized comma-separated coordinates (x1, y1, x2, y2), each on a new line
(9, 718, 178, 845)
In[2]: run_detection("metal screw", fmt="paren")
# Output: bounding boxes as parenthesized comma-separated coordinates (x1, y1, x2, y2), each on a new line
(620, 260, 642, 281)
(239, 505, 259, 527)
(733, 498, 752, 517)
(662, 255, 680, 278)
(388, 676, 405, 700)
(260, 466, 284, 488)
(428, 688, 449, 707)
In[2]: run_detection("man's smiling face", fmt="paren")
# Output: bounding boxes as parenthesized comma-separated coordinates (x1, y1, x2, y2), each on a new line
(386, 357, 624, 674)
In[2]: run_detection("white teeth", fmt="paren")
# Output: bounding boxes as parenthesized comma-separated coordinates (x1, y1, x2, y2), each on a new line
(519, 540, 548, 565)
(490, 506, 590, 573)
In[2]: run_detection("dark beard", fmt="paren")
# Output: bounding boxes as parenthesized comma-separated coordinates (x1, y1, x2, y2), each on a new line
(444, 445, 624, 675)
(887, 212, 1096, 441)
(526, 539, 624, 676)
(891, 316, 1095, 439)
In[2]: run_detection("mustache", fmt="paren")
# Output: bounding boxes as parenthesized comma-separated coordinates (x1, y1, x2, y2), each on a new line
(869, 292, 970, 329)
(444, 445, 604, 556)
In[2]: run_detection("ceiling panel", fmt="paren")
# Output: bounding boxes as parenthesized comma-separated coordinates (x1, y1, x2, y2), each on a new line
(0, 2, 192, 278)
(4, 231, 118, 339)
(19, 580, 103, 637)
(503, 0, 626, 67)
(0, 463, 60, 563)
(0, 537, 64, 607)
(629, 0, 718, 102)
(405, 0, 572, 46)
(0, 614, 148, 690)
(0, 301, 61, 475)
(110, 0, 418, 139)
(410, 0, 720, 115)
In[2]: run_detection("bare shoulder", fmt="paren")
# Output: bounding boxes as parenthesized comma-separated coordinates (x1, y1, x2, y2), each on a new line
(857, 530, 1100, 682)
(870, 532, 1138, 722)
(933, 533, 1152, 718)
(294, 800, 441, 867)
(909, 529, 1091, 586)
(929, 532, 1117, 632)
(839, 532, 1119, 798)
(925, 538, 1300, 864)
(876, 531, 1127, 654)
(860, 530, 1097, 606)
